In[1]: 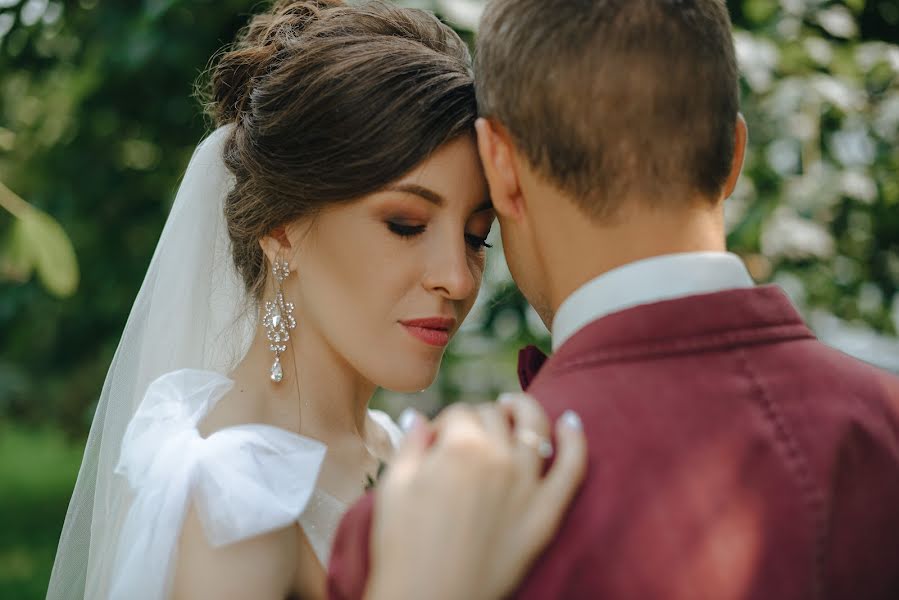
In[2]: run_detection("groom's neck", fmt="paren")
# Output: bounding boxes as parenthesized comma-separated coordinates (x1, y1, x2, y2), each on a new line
(537, 195, 728, 314)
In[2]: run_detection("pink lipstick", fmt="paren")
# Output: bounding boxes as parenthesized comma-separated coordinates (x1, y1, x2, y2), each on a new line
(400, 317, 456, 347)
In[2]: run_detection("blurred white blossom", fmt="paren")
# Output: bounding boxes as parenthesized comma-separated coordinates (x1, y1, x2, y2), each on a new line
(804, 37, 833, 66)
(812, 311, 899, 372)
(435, 0, 482, 30)
(41, 0, 61, 25)
(735, 32, 779, 92)
(766, 138, 801, 174)
(19, 0, 47, 27)
(830, 126, 876, 167)
(873, 95, 899, 139)
(761, 207, 835, 260)
(816, 5, 858, 39)
(0, 13, 13, 39)
(840, 170, 878, 204)
(810, 75, 865, 112)
(778, 0, 805, 15)
(783, 164, 841, 212)
(858, 282, 884, 315)
(773, 271, 808, 307)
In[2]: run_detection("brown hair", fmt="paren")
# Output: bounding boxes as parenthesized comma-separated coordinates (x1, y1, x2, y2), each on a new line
(205, 0, 475, 297)
(476, 0, 739, 220)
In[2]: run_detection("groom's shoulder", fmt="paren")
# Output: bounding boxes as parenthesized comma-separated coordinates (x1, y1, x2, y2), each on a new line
(527, 285, 898, 438)
(517, 336, 899, 598)
(526, 314, 899, 508)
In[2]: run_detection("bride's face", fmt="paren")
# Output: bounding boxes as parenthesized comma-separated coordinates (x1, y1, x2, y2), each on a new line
(284, 135, 493, 392)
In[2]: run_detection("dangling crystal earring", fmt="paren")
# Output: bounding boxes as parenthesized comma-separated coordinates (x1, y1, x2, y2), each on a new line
(263, 258, 297, 383)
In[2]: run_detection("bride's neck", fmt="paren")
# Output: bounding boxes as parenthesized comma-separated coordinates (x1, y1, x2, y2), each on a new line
(230, 320, 376, 444)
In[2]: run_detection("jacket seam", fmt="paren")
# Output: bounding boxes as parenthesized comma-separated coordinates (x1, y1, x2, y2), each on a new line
(736, 347, 826, 599)
(548, 324, 812, 377)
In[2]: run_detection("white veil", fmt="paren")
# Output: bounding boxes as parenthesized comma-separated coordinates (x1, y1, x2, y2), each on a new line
(46, 124, 257, 598)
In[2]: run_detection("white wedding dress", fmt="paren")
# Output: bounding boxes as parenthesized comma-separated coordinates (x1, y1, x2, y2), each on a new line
(109, 369, 401, 599)
(46, 125, 401, 599)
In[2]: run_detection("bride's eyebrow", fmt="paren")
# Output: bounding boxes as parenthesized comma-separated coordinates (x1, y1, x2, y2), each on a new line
(384, 183, 493, 214)
(384, 183, 443, 205)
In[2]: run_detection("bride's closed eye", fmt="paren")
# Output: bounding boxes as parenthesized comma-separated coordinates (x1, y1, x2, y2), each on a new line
(386, 221, 493, 250)
(387, 222, 426, 238)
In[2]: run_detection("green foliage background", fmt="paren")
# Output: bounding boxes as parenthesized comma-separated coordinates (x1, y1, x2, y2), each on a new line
(0, 0, 897, 596)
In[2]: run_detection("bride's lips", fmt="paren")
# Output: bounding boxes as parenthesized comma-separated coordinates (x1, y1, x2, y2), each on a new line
(399, 317, 457, 347)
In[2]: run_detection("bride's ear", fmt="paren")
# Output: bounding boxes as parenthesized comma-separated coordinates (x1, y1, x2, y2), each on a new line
(259, 226, 293, 266)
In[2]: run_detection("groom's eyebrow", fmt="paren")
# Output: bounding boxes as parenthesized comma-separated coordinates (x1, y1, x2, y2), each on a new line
(386, 183, 494, 213)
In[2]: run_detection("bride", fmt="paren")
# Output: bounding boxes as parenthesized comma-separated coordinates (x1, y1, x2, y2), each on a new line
(46, 1, 584, 599)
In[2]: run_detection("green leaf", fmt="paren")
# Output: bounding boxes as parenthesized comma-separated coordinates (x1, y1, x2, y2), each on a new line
(844, 0, 866, 15)
(743, 0, 779, 25)
(17, 209, 80, 298)
(0, 219, 35, 282)
(144, 0, 180, 21)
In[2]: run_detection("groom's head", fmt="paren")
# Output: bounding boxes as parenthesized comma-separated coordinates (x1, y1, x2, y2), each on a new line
(475, 0, 746, 320)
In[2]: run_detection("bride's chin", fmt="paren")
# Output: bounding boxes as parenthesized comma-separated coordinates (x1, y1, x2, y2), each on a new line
(377, 365, 441, 394)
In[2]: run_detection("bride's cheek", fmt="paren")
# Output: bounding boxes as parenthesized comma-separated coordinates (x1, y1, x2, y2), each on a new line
(469, 254, 487, 285)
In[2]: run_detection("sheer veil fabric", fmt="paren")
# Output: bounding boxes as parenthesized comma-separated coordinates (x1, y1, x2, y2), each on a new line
(45, 125, 309, 598)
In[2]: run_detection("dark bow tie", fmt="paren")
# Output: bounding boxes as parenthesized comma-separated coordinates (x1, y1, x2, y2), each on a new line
(518, 345, 549, 390)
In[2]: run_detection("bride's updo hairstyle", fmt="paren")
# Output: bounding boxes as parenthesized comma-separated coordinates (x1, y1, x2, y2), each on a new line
(206, 0, 475, 299)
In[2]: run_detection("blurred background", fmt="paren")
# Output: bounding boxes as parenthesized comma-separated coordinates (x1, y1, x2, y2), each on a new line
(0, 0, 897, 596)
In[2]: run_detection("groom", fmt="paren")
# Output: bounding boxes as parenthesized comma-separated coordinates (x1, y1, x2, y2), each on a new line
(330, 0, 899, 598)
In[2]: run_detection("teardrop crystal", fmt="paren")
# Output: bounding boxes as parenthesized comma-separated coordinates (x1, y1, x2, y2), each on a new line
(270, 359, 283, 383)
(272, 314, 282, 329)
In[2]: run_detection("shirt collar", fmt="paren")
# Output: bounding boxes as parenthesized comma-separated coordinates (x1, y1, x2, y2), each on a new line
(551, 252, 755, 350)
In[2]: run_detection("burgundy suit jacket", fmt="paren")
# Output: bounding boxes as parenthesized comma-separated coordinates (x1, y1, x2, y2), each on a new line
(328, 286, 899, 599)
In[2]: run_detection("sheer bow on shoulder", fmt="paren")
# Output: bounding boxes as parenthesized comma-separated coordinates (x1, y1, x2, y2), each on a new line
(108, 369, 326, 600)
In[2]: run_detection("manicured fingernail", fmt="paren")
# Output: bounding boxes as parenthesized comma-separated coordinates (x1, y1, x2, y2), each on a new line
(560, 410, 582, 431)
(399, 408, 420, 433)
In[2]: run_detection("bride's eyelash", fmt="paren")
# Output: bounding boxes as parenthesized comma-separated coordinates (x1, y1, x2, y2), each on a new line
(387, 222, 492, 250)
(387, 222, 426, 238)
(465, 234, 493, 250)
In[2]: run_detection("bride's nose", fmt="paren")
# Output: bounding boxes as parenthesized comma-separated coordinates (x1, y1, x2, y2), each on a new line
(422, 234, 477, 301)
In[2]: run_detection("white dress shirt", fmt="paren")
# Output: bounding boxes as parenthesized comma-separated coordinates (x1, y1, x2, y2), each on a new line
(551, 252, 755, 350)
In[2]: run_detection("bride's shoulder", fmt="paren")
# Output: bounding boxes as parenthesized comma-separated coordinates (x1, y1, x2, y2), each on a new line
(111, 373, 327, 600)
(138, 368, 261, 438)
(122, 369, 325, 494)
(146, 368, 232, 392)
(140, 368, 234, 418)
(121, 368, 234, 450)
(116, 367, 327, 543)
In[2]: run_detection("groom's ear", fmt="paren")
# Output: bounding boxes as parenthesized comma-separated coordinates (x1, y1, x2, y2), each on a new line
(475, 118, 525, 221)
(721, 114, 748, 201)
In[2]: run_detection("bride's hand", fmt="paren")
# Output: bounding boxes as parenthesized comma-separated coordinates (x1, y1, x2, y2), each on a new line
(365, 394, 587, 600)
